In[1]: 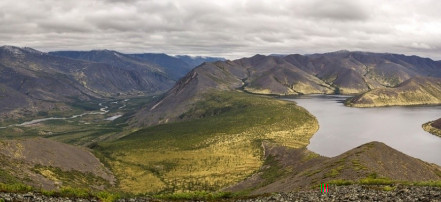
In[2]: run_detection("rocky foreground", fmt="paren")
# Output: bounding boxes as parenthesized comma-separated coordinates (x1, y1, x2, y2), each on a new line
(1, 185, 441, 201)
(239, 185, 441, 202)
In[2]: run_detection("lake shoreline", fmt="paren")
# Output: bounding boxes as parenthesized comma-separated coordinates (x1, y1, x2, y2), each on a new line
(287, 95, 441, 166)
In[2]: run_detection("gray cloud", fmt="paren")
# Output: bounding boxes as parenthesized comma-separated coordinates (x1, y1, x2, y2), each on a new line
(1, 0, 441, 60)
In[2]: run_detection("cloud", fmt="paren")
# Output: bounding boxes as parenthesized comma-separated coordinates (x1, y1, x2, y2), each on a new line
(0, 0, 440, 60)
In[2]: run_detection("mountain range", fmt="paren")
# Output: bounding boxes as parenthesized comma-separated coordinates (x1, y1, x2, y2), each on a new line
(132, 51, 441, 127)
(0, 46, 223, 121)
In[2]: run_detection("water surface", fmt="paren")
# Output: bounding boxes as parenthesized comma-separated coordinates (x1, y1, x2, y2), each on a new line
(287, 95, 441, 166)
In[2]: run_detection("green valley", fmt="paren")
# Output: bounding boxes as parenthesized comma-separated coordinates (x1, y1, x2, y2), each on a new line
(94, 91, 318, 193)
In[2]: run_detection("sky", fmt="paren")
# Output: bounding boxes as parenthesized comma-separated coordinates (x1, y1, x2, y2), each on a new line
(1, 0, 441, 60)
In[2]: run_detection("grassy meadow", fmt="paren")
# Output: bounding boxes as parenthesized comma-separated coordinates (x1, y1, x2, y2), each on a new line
(95, 91, 318, 194)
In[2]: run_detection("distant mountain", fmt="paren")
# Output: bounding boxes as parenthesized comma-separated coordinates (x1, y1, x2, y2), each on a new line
(51, 51, 225, 81)
(128, 53, 193, 80)
(347, 77, 441, 107)
(175, 55, 225, 68)
(228, 141, 441, 194)
(132, 52, 441, 127)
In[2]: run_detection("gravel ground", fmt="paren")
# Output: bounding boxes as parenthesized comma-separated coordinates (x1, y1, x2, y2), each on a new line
(1, 185, 440, 201)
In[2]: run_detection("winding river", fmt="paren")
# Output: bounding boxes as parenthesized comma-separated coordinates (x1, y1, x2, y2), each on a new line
(287, 95, 441, 166)
(0, 100, 128, 128)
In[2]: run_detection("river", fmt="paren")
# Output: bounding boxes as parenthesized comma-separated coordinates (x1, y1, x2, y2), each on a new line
(0, 100, 128, 128)
(287, 95, 441, 166)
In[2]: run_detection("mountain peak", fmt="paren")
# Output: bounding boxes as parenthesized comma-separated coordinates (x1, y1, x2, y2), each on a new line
(1, 45, 43, 55)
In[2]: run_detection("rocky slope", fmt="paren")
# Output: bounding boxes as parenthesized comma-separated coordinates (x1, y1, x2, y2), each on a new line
(227, 142, 441, 194)
(0, 138, 114, 190)
(347, 77, 441, 107)
(132, 51, 441, 127)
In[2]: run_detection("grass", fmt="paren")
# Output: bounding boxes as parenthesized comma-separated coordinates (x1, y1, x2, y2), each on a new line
(58, 186, 90, 198)
(95, 91, 318, 194)
(327, 173, 389, 186)
(95, 191, 122, 202)
(327, 179, 353, 186)
(154, 191, 235, 201)
(0, 183, 33, 193)
(0, 181, 123, 201)
(32, 165, 111, 189)
(0, 184, 123, 202)
(259, 155, 286, 187)
(383, 185, 395, 191)
(0, 168, 19, 184)
(413, 181, 441, 187)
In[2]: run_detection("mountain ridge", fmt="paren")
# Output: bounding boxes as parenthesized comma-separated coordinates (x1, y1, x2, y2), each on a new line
(227, 141, 441, 194)
(347, 76, 441, 107)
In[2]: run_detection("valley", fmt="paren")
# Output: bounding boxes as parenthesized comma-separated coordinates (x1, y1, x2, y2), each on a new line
(94, 91, 318, 194)
(1, 48, 441, 201)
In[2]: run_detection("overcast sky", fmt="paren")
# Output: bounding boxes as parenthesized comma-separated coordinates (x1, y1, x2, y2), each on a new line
(1, 0, 441, 59)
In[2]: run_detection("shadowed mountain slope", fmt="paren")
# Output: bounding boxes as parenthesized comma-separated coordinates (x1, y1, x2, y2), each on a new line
(227, 141, 441, 194)
(0, 46, 179, 121)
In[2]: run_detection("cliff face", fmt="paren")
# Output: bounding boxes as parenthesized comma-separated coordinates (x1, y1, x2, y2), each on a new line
(347, 77, 441, 107)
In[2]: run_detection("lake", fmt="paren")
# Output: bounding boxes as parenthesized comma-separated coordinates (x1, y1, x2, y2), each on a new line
(286, 95, 441, 166)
